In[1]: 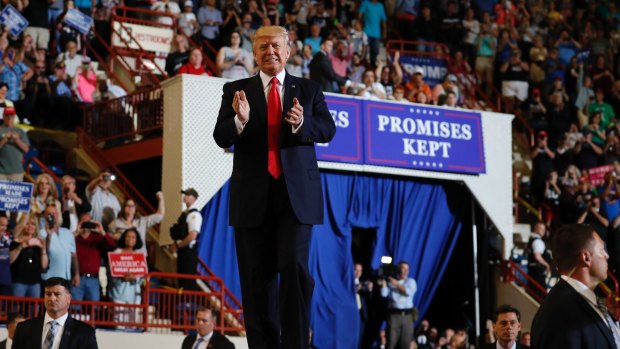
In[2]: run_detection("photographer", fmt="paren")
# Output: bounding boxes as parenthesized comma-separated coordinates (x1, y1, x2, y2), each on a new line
(86, 170, 121, 231)
(72, 213, 115, 302)
(39, 204, 78, 284)
(379, 261, 417, 349)
(577, 196, 609, 241)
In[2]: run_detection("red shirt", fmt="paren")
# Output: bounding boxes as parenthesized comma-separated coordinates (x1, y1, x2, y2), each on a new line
(75, 232, 116, 274)
(177, 63, 212, 76)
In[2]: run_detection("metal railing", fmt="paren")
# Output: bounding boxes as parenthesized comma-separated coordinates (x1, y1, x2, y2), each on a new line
(197, 259, 244, 331)
(502, 259, 548, 303)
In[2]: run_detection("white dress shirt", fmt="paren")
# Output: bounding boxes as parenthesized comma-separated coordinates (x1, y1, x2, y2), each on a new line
(192, 331, 213, 349)
(41, 312, 69, 349)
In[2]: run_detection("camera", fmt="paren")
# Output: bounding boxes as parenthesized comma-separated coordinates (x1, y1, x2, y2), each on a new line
(81, 221, 97, 230)
(103, 174, 116, 181)
(46, 214, 55, 227)
(376, 256, 399, 281)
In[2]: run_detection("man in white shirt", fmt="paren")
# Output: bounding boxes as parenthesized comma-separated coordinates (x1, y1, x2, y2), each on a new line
(180, 307, 234, 349)
(169, 188, 202, 291)
(12, 277, 98, 349)
(531, 224, 619, 349)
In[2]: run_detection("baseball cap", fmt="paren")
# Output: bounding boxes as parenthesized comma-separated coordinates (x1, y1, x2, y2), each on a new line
(181, 188, 199, 198)
(447, 74, 458, 83)
(412, 66, 424, 77)
(3, 106, 16, 116)
(538, 130, 547, 138)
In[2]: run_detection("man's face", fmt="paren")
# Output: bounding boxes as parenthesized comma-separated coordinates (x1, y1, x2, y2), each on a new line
(253, 34, 290, 76)
(321, 40, 333, 54)
(62, 177, 75, 193)
(354, 264, 362, 279)
(494, 312, 521, 344)
(7, 317, 25, 339)
(66, 42, 77, 56)
(398, 263, 409, 279)
(44, 285, 71, 318)
(0, 217, 7, 236)
(44, 206, 58, 227)
(183, 194, 196, 208)
(195, 310, 215, 337)
(588, 233, 609, 284)
(189, 49, 202, 66)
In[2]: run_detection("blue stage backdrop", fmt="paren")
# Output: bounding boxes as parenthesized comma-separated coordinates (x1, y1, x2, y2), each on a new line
(197, 172, 464, 349)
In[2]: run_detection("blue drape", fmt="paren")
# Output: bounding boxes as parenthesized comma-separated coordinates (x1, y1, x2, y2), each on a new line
(198, 172, 464, 349)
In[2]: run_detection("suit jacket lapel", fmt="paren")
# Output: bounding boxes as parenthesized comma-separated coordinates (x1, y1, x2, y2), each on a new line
(35, 316, 45, 348)
(58, 316, 73, 349)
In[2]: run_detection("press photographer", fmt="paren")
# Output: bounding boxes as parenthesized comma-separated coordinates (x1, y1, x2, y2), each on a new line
(379, 260, 417, 349)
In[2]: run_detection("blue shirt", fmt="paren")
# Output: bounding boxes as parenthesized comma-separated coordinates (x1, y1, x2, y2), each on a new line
(359, 1, 387, 39)
(0, 235, 11, 285)
(381, 277, 417, 309)
(0, 62, 29, 101)
(197, 6, 222, 39)
(39, 227, 75, 280)
(304, 37, 322, 55)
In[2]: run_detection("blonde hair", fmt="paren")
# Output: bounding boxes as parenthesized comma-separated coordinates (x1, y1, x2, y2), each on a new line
(33, 173, 59, 201)
(14, 213, 39, 240)
(253, 26, 288, 51)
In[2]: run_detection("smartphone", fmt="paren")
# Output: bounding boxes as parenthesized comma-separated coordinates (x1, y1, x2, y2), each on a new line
(81, 221, 97, 230)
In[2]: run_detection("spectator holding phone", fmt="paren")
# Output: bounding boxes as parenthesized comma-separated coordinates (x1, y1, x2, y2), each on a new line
(39, 204, 78, 284)
(60, 174, 91, 233)
(72, 213, 115, 303)
(86, 170, 121, 231)
(9, 213, 47, 297)
(108, 192, 165, 256)
(31, 173, 62, 229)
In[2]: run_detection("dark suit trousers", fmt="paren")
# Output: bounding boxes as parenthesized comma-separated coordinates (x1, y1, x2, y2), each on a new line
(235, 177, 314, 349)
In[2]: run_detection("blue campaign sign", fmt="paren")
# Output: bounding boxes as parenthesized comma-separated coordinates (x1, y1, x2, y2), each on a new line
(399, 55, 448, 87)
(364, 101, 486, 174)
(316, 95, 364, 164)
(63, 9, 93, 35)
(0, 5, 28, 37)
(0, 180, 33, 212)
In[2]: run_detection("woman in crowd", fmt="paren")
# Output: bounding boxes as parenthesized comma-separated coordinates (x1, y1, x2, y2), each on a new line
(108, 228, 143, 326)
(9, 213, 47, 297)
(31, 173, 62, 228)
(108, 191, 164, 255)
(177, 48, 212, 76)
(216, 30, 254, 80)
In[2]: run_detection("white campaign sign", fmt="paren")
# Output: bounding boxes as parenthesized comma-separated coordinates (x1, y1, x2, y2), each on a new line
(111, 21, 173, 53)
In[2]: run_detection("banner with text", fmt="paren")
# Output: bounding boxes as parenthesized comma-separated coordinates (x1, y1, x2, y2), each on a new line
(112, 21, 174, 53)
(0, 180, 33, 212)
(399, 55, 448, 87)
(0, 5, 28, 37)
(63, 9, 93, 35)
(108, 252, 148, 277)
(363, 101, 486, 174)
(316, 95, 364, 164)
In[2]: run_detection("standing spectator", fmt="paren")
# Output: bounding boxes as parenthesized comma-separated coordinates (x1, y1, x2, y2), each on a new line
(329, 41, 353, 84)
(86, 170, 122, 230)
(526, 222, 551, 299)
(73, 60, 97, 103)
(31, 173, 63, 229)
(547, 92, 572, 148)
(151, 0, 180, 25)
(0, 83, 15, 122)
(438, 1, 462, 53)
(220, 3, 241, 40)
(177, 48, 213, 76)
(348, 53, 366, 85)
(198, 0, 223, 59)
(462, 8, 480, 62)
(432, 74, 459, 106)
(0, 215, 11, 298)
(72, 213, 115, 303)
(483, 304, 529, 349)
(9, 213, 46, 297)
(303, 23, 322, 55)
(577, 196, 609, 241)
(285, 41, 303, 78)
(60, 174, 91, 233)
(500, 49, 529, 114)
(39, 204, 78, 283)
(349, 19, 368, 62)
(238, 13, 256, 53)
(181, 307, 235, 349)
(309, 39, 349, 93)
(591, 54, 615, 97)
(0, 47, 33, 102)
(108, 192, 165, 255)
(379, 261, 417, 349)
(394, 0, 419, 41)
(169, 188, 202, 291)
(165, 35, 190, 77)
(589, 88, 616, 130)
(0, 107, 29, 181)
(475, 24, 497, 97)
(108, 228, 144, 325)
(358, 0, 386, 67)
(178, 1, 199, 37)
(55, 1, 81, 55)
(56, 40, 84, 78)
(531, 130, 556, 201)
(216, 31, 254, 80)
(22, 0, 50, 59)
(413, 5, 437, 52)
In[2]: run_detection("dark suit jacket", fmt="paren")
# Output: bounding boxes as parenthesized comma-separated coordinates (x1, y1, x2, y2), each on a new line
(531, 278, 616, 349)
(181, 332, 235, 349)
(308, 51, 348, 93)
(480, 342, 529, 349)
(0, 339, 6, 349)
(213, 72, 336, 228)
(12, 315, 98, 349)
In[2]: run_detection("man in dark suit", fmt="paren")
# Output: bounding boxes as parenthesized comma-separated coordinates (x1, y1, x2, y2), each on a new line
(482, 304, 529, 349)
(531, 224, 619, 349)
(181, 307, 234, 349)
(309, 39, 350, 93)
(12, 277, 98, 349)
(0, 312, 25, 349)
(213, 25, 336, 349)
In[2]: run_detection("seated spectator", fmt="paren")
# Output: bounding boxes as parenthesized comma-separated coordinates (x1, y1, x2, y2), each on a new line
(216, 30, 253, 80)
(73, 213, 115, 302)
(56, 40, 83, 78)
(9, 213, 47, 297)
(86, 170, 122, 230)
(109, 191, 165, 255)
(178, 48, 212, 76)
(389, 85, 408, 103)
(31, 173, 63, 228)
(432, 74, 460, 106)
(165, 35, 190, 77)
(375, 51, 403, 99)
(108, 228, 144, 324)
(48, 61, 72, 98)
(354, 70, 386, 100)
(0, 83, 15, 121)
(442, 90, 459, 108)
(61, 174, 91, 233)
(405, 66, 431, 103)
(0, 47, 33, 102)
(73, 59, 98, 103)
(0, 107, 29, 181)
(151, 0, 180, 25)
(178, 1, 199, 37)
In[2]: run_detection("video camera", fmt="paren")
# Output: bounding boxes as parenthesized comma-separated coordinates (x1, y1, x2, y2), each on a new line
(376, 256, 399, 280)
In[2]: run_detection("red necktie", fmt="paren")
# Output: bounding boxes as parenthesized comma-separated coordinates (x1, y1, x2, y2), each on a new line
(267, 77, 282, 178)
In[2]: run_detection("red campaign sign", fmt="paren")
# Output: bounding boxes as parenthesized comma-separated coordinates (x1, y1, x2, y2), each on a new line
(108, 252, 148, 277)
(588, 165, 614, 187)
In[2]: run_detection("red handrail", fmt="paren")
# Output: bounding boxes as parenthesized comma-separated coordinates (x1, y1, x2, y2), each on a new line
(83, 31, 131, 93)
(503, 259, 548, 303)
(109, 21, 164, 85)
(24, 157, 62, 184)
(197, 258, 244, 327)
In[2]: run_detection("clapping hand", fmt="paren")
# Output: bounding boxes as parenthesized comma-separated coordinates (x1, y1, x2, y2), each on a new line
(285, 97, 303, 127)
(233, 90, 250, 124)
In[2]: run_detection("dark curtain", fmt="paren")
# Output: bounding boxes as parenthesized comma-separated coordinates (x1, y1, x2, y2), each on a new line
(198, 172, 465, 349)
